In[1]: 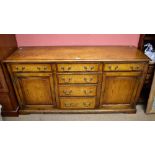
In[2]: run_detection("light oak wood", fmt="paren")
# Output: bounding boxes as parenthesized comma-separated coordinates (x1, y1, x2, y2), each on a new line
(13, 73, 55, 108)
(100, 72, 140, 105)
(4, 46, 149, 62)
(4, 46, 149, 114)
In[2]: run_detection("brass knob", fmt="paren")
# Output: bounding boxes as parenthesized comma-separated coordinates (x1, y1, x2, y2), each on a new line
(67, 66, 71, 71)
(84, 78, 88, 82)
(63, 90, 72, 95)
(22, 67, 25, 70)
(62, 78, 72, 83)
(84, 66, 94, 71)
(130, 66, 134, 70)
(115, 66, 118, 70)
(84, 78, 93, 83)
(64, 103, 72, 107)
(83, 102, 91, 107)
(90, 66, 94, 70)
(64, 103, 77, 107)
(83, 90, 93, 95)
(61, 67, 65, 71)
(84, 66, 88, 71)
(44, 67, 47, 70)
(108, 66, 112, 70)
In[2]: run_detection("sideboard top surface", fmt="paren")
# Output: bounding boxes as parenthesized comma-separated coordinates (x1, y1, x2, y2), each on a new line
(4, 46, 149, 62)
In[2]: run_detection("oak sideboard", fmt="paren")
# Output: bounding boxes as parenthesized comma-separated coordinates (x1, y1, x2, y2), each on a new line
(3, 46, 149, 114)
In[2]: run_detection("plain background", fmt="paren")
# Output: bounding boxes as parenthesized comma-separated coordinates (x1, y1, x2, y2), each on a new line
(16, 34, 140, 46)
(0, 1, 155, 155)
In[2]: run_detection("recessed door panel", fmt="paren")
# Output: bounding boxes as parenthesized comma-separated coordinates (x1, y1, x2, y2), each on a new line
(101, 72, 140, 105)
(14, 73, 54, 107)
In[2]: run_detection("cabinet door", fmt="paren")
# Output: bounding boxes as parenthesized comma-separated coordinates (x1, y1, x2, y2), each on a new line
(14, 73, 55, 108)
(101, 72, 141, 105)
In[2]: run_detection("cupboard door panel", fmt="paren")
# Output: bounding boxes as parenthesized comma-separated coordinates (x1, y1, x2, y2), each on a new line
(14, 73, 54, 107)
(101, 73, 140, 105)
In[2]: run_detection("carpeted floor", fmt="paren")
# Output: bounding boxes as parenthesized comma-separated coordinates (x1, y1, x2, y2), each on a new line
(2, 105, 155, 121)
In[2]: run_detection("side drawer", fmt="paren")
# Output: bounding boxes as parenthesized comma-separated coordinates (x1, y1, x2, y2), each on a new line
(104, 63, 144, 71)
(60, 97, 96, 109)
(59, 85, 97, 97)
(57, 64, 99, 72)
(11, 64, 51, 72)
(58, 74, 98, 84)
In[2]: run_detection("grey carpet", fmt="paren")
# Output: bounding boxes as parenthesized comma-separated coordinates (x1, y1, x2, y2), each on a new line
(2, 105, 155, 121)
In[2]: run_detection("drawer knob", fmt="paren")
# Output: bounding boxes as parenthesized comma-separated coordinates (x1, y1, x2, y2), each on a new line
(60, 66, 71, 71)
(63, 90, 72, 95)
(44, 67, 47, 70)
(83, 102, 91, 107)
(64, 103, 73, 107)
(22, 67, 25, 71)
(84, 78, 93, 83)
(62, 78, 72, 83)
(130, 66, 134, 70)
(61, 67, 65, 71)
(67, 66, 71, 71)
(136, 66, 140, 70)
(64, 103, 77, 107)
(108, 66, 112, 70)
(84, 66, 94, 71)
(90, 66, 94, 70)
(83, 90, 93, 95)
(115, 66, 118, 70)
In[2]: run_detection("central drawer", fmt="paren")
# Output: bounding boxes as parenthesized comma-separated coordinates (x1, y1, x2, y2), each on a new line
(58, 74, 98, 84)
(57, 64, 99, 72)
(59, 85, 97, 97)
(60, 97, 96, 109)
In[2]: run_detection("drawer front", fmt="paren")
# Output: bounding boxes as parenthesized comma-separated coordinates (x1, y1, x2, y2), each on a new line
(60, 97, 96, 109)
(59, 85, 97, 97)
(104, 63, 144, 71)
(11, 64, 51, 72)
(58, 74, 98, 84)
(57, 64, 99, 72)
